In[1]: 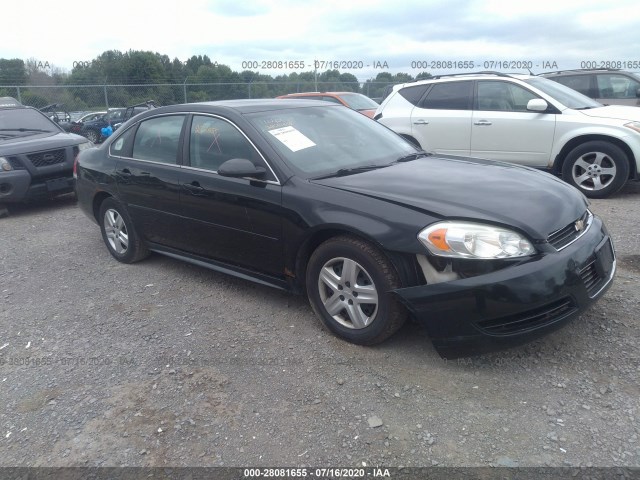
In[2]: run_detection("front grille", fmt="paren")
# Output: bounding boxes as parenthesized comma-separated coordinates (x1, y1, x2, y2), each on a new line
(8, 156, 26, 170)
(27, 149, 67, 167)
(548, 211, 591, 250)
(580, 259, 602, 296)
(475, 298, 577, 335)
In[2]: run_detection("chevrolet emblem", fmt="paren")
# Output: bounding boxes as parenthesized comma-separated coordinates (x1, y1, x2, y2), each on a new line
(575, 219, 584, 232)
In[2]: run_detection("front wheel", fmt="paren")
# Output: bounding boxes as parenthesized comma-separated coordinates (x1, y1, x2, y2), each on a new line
(306, 236, 407, 345)
(84, 129, 99, 143)
(562, 141, 629, 198)
(98, 198, 149, 263)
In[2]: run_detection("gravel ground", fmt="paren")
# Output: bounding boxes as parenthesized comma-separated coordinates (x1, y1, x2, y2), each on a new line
(0, 183, 639, 469)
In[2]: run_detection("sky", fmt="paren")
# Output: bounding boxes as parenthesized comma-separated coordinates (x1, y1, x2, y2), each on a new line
(2, 0, 639, 82)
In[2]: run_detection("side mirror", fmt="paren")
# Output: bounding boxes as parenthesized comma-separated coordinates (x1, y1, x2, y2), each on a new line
(218, 158, 266, 179)
(527, 99, 549, 112)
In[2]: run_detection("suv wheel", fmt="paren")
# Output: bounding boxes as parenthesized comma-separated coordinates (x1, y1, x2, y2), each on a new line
(306, 236, 406, 345)
(99, 198, 149, 263)
(562, 141, 629, 198)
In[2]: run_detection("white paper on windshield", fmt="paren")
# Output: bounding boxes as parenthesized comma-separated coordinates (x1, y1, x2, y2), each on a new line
(268, 126, 316, 152)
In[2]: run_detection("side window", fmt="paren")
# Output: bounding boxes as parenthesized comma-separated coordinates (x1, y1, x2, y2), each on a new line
(132, 115, 185, 164)
(110, 126, 136, 157)
(596, 74, 640, 99)
(477, 81, 539, 112)
(398, 85, 430, 106)
(555, 75, 592, 96)
(419, 81, 472, 110)
(189, 115, 273, 179)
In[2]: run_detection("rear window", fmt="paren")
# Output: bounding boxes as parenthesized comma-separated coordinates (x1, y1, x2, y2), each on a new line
(419, 81, 472, 110)
(398, 85, 430, 106)
(554, 75, 592, 96)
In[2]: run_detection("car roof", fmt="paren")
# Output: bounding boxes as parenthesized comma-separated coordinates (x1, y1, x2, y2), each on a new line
(147, 98, 342, 115)
(393, 72, 535, 90)
(279, 92, 359, 97)
(541, 68, 628, 76)
(0, 97, 25, 109)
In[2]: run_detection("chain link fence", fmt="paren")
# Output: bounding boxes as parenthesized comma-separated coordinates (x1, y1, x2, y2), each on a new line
(0, 82, 396, 113)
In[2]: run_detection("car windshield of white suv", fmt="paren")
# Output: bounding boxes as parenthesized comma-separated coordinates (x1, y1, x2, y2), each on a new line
(0, 108, 60, 137)
(524, 77, 602, 110)
(248, 105, 418, 178)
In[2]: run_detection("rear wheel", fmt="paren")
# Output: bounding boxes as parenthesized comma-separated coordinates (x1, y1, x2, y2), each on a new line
(99, 198, 149, 263)
(306, 236, 406, 345)
(562, 141, 629, 198)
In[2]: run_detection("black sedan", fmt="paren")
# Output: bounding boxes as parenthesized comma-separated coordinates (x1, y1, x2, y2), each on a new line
(75, 99, 616, 358)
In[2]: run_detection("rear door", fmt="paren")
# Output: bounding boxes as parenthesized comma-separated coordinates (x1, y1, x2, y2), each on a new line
(470, 80, 556, 166)
(410, 81, 473, 156)
(112, 114, 187, 248)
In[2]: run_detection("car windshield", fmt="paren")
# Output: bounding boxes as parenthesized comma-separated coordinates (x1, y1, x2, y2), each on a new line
(247, 105, 418, 178)
(105, 109, 124, 122)
(0, 108, 60, 135)
(524, 77, 602, 109)
(339, 93, 379, 111)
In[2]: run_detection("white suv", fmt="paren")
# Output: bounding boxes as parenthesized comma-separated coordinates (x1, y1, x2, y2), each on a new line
(375, 72, 640, 198)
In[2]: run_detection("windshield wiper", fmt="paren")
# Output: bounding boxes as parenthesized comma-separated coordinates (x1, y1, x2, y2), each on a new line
(394, 151, 432, 163)
(312, 164, 388, 180)
(0, 128, 51, 133)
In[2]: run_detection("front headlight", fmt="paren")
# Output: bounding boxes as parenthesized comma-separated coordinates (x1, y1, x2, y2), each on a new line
(418, 222, 535, 259)
(624, 121, 640, 134)
(0, 157, 12, 172)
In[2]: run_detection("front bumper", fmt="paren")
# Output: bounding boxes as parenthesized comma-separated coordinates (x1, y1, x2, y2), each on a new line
(0, 169, 75, 203)
(394, 216, 615, 359)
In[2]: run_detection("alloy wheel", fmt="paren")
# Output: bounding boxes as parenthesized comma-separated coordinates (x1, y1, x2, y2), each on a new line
(317, 257, 379, 329)
(570, 151, 617, 191)
(103, 208, 129, 254)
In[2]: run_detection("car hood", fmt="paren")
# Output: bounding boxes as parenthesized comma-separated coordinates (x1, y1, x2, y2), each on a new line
(578, 105, 640, 121)
(311, 156, 588, 240)
(0, 131, 88, 154)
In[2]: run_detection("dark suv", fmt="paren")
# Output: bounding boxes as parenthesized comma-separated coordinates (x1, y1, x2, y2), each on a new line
(79, 100, 159, 143)
(542, 69, 640, 106)
(0, 97, 92, 216)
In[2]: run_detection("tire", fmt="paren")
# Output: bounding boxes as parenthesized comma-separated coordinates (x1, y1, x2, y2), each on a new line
(306, 235, 407, 345)
(84, 129, 99, 143)
(562, 141, 629, 198)
(98, 197, 149, 263)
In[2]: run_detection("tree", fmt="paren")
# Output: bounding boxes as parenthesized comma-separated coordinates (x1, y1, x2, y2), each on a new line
(0, 58, 27, 85)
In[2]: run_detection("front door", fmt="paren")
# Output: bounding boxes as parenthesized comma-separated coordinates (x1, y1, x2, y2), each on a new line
(470, 80, 556, 166)
(179, 114, 284, 277)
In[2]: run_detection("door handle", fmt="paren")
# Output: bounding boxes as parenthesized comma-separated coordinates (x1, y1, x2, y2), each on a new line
(474, 120, 492, 126)
(413, 119, 429, 125)
(183, 181, 205, 194)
